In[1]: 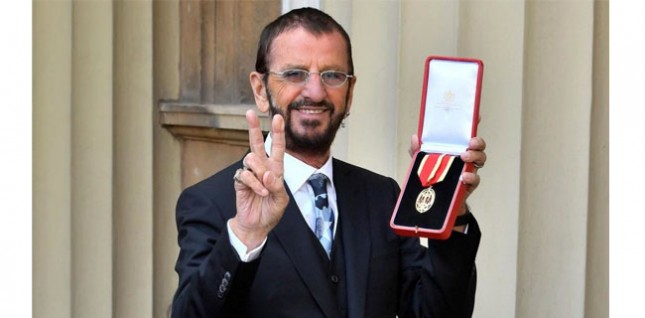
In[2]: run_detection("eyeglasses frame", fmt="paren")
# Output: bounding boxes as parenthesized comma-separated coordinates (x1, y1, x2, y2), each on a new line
(267, 69, 354, 88)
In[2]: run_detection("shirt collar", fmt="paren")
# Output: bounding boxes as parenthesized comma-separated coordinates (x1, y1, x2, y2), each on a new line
(265, 133, 334, 192)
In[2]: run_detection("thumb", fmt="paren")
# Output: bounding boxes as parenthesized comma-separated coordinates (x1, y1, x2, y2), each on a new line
(409, 133, 420, 157)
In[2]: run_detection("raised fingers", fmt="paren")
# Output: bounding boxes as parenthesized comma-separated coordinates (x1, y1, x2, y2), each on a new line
(240, 109, 271, 196)
(240, 110, 287, 197)
(246, 109, 267, 157)
(269, 114, 286, 168)
(264, 114, 287, 195)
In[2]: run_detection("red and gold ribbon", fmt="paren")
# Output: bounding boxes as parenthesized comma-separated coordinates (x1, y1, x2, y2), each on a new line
(417, 153, 455, 187)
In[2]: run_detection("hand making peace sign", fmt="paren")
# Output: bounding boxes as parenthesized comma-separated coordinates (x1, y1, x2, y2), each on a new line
(230, 110, 290, 252)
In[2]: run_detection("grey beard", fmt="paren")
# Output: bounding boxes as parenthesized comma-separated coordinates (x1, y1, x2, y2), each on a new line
(266, 90, 345, 156)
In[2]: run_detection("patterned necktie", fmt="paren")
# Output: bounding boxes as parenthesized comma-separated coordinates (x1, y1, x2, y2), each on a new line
(307, 173, 334, 257)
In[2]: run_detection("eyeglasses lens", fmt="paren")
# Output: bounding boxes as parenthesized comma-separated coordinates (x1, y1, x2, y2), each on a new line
(273, 70, 349, 87)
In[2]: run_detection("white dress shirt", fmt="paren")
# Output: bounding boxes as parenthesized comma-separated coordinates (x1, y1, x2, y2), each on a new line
(228, 133, 338, 262)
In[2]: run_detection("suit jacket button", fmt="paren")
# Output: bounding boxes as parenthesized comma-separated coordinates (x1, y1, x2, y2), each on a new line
(217, 271, 231, 299)
(330, 275, 340, 284)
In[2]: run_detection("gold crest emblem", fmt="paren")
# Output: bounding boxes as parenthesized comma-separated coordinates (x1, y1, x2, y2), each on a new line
(415, 187, 436, 213)
(443, 89, 455, 104)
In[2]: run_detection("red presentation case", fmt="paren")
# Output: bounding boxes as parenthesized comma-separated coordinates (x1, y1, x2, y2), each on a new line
(390, 56, 484, 240)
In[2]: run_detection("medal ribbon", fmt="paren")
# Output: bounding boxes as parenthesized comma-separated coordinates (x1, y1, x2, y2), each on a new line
(417, 153, 456, 187)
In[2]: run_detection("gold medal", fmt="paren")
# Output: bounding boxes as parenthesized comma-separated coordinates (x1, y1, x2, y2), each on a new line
(415, 187, 436, 213)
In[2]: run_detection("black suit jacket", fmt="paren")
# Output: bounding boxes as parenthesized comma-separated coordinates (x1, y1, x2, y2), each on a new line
(172, 158, 480, 318)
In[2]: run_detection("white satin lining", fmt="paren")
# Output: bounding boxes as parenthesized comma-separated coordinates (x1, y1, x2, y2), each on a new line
(420, 59, 479, 155)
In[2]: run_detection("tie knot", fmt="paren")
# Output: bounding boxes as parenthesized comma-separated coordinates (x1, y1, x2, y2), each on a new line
(307, 173, 328, 196)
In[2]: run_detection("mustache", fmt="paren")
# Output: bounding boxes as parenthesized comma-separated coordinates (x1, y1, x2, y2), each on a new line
(288, 99, 334, 111)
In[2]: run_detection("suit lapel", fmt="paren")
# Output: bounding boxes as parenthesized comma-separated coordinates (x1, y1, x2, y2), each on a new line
(333, 160, 370, 318)
(273, 185, 342, 318)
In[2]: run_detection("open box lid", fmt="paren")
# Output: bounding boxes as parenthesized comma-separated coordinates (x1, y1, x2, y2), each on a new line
(417, 56, 483, 155)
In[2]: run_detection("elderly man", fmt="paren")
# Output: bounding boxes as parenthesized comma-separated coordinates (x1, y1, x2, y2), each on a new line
(172, 7, 486, 318)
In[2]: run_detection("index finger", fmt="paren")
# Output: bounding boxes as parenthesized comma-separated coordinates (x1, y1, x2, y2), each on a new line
(269, 114, 286, 165)
(246, 109, 267, 156)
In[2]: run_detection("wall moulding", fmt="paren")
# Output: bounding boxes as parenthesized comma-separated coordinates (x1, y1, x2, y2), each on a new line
(159, 101, 271, 145)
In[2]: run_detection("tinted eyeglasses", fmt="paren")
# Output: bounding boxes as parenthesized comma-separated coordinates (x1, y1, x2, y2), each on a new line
(268, 69, 353, 88)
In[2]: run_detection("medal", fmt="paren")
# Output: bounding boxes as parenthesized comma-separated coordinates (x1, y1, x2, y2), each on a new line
(415, 187, 436, 213)
(415, 153, 456, 213)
